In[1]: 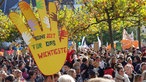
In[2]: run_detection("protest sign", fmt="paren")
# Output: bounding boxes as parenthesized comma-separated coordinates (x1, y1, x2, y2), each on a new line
(9, 1, 68, 75)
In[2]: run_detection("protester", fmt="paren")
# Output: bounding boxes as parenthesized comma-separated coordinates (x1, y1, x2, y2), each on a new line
(0, 42, 146, 82)
(5, 74, 14, 82)
(115, 66, 130, 82)
(137, 62, 146, 74)
(142, 70, 146, 82)
(80, 57, 89, 81)
(88, 77, 115, 82)
(67, 69, 77, 81)
(133, 74, 142, 82)
(58, 74, 75, 82)
(14, 69, 26, 82)
(124, 64, 135, 82)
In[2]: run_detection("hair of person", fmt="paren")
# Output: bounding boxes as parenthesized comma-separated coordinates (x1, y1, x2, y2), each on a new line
(133, 74, 142, 82)
(134, 56, 141, 63)
(73, 61, 80, 68)
(5, 74, 15, 81)
(67, 69, 76, 77)
(141, 62, 146, 67)
(14, 69, 22, 73)
(127, 57, 132, 62)
(96, 55, 101, 59)
(82, 57, 87, 63)
(116, 66, 123, 72)
(124, 63, 133, 69)
(103, 74, 113, 79)
(64, 61, 72, 68)
(54, 72, 61, 78)
(89, 59, 94, 65)
(114, 63, 123, 70)
(28, 70, 35, 77)
(89, 69, 96, 78)
(87, 77, 115, 82)
(58, 74, 75, 82)
(142, 70, 146, 80)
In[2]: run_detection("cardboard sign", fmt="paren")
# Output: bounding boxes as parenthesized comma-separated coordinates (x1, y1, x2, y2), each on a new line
(9, 1, 68, 75)
(94, 42, 98, 52)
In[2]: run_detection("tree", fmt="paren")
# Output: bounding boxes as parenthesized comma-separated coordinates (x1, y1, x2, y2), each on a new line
(58, 6, 99, 42)
(0, 10, 19, 41)
(79, 0, 146, 52)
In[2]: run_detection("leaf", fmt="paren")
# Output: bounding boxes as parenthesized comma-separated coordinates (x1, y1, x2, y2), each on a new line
(36, 0, 44, 9)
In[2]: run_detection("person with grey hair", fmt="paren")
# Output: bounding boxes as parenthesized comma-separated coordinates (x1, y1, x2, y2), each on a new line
(88, 77, 115, 82)
(67, 69, 76, 81)
(58, 74, 75, 82)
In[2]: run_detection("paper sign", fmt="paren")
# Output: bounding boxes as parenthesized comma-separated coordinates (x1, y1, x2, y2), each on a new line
(94, 42, 98, 52)
(9, 1, 68, 75)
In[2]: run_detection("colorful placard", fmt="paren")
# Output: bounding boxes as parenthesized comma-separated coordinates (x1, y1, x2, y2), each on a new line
(9, 1, 68, 75)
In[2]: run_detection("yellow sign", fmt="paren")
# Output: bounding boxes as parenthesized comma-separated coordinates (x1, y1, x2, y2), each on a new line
(9, 1, 68, 75)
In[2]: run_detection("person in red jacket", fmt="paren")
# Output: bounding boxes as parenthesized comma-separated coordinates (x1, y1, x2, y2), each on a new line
(104, 63, 115, 78)
(66, 50, 75, 63)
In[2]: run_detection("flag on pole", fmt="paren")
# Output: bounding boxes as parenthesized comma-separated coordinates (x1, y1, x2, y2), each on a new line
(81, 36, 85, 46)
(98, 36, 101, 48)
(130, 31, 134, 41)
(106, 42, 108, 47)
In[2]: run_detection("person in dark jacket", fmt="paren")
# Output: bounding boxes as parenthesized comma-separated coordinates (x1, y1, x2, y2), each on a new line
(80, 57, 89, 81)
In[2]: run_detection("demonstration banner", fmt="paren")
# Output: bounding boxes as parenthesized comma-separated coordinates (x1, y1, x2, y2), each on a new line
(9, 1, 68, 75)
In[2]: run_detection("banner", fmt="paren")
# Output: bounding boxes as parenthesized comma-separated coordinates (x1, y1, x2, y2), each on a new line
(9, 1, 68, 75)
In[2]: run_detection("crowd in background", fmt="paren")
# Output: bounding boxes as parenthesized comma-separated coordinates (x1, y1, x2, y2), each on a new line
(0, 42, 146, 82)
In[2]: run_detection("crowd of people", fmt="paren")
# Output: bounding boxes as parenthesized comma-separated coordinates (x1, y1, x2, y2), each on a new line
(0, 42, 146, 82)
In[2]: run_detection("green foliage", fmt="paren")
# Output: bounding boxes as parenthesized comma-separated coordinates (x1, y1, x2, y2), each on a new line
(0, 10, 19, 41)
(58, 6, 99, 42)
(36, 0, 44, 9)
(59, 0, 146, 47)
